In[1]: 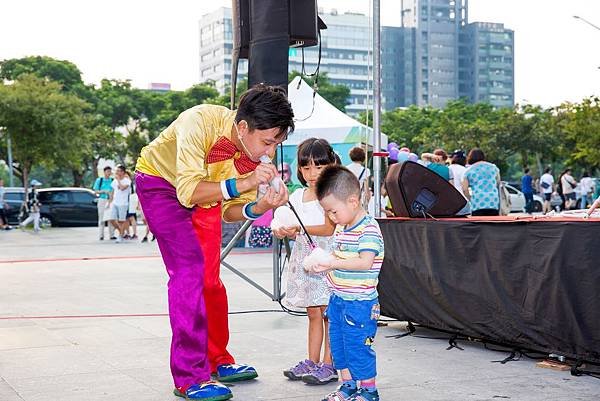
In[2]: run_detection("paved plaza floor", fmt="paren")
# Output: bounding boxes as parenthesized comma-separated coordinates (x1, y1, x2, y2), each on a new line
(1, 227, 598, 401)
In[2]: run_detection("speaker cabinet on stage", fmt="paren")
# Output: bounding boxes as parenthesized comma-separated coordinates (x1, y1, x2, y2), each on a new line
(385, 161, 467, 218)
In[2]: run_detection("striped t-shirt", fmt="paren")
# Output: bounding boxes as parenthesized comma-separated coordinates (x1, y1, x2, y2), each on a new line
(327, 214, 384, 301)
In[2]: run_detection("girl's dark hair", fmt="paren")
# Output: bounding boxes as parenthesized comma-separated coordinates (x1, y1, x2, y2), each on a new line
(467, 148, 485, 165)
(235, 84, 295, 139)
(297, 138, 337, 186)
(582, 171, 589, 178)
(451, 154, 466, 166)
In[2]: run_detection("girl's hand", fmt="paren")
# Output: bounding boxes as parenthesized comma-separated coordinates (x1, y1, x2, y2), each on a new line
(272, 225, 299, 239)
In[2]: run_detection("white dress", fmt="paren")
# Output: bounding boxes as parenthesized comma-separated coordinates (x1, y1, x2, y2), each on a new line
(284, 188, 332, 308)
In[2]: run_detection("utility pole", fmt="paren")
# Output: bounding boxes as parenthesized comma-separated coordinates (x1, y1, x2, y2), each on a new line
(373, 0, 382, 215)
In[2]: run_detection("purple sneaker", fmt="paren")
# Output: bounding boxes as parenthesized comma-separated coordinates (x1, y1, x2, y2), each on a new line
(283, 359, 317, 380)
(302, 362, 338, 385)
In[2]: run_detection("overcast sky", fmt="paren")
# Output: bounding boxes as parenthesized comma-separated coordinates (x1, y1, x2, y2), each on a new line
(1, 0, 599, 107)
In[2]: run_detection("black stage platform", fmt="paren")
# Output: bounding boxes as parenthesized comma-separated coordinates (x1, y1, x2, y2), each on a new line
(378, 216, 600, 363)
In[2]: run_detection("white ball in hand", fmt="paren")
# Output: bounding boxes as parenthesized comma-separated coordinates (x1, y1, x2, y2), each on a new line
(303, 247, 334, 272)
(271, 206, 299, 230)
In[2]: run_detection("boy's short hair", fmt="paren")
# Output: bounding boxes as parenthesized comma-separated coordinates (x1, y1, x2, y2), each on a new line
(349, 147, 366, 163)
(103, 166, 112, 172)
(316, 165, 360, 201)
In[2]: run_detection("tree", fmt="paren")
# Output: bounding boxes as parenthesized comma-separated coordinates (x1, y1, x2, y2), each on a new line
(0, 74, 88, 190)
(289, 71, 350, 112)
(554, 97, 600, 172)
(0, 56, 84, 92)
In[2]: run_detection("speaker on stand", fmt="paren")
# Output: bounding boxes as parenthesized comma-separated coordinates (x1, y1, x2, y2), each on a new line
(230, 0, 324, 108)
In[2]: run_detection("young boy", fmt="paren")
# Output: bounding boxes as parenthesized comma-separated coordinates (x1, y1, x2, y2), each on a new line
(313, 165, 384, 401)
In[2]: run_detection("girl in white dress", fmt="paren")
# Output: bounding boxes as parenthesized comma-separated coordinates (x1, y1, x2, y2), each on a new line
(273, 138, 338, 385)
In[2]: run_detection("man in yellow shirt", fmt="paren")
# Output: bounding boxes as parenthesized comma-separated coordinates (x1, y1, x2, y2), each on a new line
(135, 85, 294, 400)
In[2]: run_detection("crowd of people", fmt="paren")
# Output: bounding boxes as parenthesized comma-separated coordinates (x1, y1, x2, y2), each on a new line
(92, 164, 153, 243)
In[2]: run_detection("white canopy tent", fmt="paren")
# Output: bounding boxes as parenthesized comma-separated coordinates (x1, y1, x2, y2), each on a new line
(285, 76, 387, 150)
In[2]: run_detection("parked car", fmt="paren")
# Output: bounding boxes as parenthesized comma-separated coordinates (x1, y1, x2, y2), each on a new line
(2, 187, 25, 225)
(503, 182, 544, 213)
(2, 187, 99, 227)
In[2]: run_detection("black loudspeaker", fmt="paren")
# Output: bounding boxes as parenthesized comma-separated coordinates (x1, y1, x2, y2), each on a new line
(232, 0, 319, 59)
(289, 0, 319, 47)
(385, 161, 467, 218)
(232, 0, 250, 59)
(248, 0, 289, 90)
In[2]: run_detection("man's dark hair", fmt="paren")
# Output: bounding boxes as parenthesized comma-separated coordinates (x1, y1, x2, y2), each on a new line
(349, 147, 366, 163)
(103, 166, 112, 172)
(524, 168, 530, 174)
(316, 165, 360, 201)
(235, 84, 294, 139)
(296, 138, 337, 186)
(544, 167, 551, 174)
(467, 148, 485, 165)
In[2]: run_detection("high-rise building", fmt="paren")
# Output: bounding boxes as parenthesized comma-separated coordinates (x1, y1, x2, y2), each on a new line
(459, 22, 514, 108)
(401, 0, 514, 108)
(198, 7, 247, 94)
(198, 3, 514, 113)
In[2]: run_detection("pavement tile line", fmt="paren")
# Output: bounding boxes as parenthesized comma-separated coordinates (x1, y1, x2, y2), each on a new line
(0, 313, 169, 320)
(0, 249, 272, 264)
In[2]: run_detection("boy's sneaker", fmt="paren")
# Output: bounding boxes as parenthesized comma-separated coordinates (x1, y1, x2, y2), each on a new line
(321, 383, 358, 401)
(283, 359, 317, 380)
(347, 388, 380, 401)
(302, 362, 338, 385)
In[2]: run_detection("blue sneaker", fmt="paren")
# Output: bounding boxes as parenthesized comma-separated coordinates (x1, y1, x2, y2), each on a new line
(322, 383, 358, 401)
(347, 388, 380, 401)
(216, 363, 258, 382)
(173, 381, 232, 400)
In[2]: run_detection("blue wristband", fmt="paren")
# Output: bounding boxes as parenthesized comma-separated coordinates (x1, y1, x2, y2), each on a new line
(242, 201, 263, 220)
(225, 178, 240, 198)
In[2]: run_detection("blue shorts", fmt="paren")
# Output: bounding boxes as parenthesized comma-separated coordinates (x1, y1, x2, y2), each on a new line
(325, 294, 380, 380)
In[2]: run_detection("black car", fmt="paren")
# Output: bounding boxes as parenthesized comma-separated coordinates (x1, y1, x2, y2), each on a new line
(3, 187, 99, 227)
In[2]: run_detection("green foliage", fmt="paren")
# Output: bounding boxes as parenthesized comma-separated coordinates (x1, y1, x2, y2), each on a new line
(0, 74, 89, 188)
(554, 97, 600, 170)
(289, 71, 350, 112)
(0, 56, 84, 91)
(2, 55, 599, 187)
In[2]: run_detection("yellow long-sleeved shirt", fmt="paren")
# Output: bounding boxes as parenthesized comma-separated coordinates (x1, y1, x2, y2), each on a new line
(136, 104, 256, 220)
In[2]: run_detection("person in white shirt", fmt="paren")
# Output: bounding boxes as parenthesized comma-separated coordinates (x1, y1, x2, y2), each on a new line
(560, 168, 577, 210)
(579, 171, 595, 209)
(346, 146, 370, 185)
(109, 165, 131, 243)
(539, 167, 554, 214)
(346, 147, 371, 209)
(448, 150, 467, 196)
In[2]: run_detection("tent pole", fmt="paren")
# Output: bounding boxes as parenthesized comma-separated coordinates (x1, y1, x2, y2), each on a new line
(373, 0, 382, 215)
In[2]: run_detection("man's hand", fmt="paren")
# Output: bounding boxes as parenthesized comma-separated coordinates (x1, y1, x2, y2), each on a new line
(238, 163, 278, 193)
(255, 186, 288, 215)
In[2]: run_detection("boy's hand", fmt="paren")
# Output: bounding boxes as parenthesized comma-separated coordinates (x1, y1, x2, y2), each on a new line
(313, 260, 335, 273)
